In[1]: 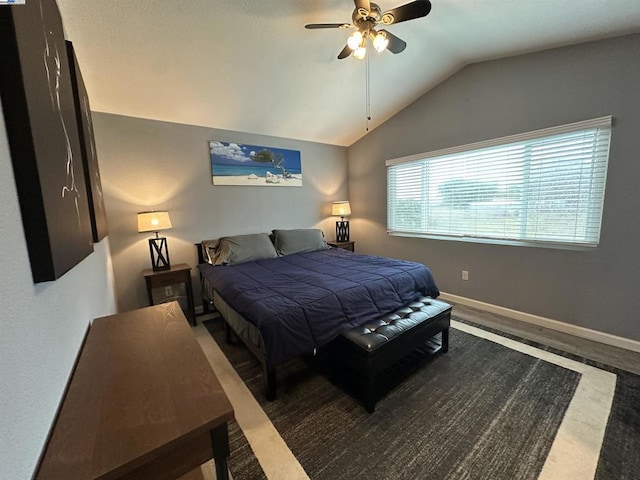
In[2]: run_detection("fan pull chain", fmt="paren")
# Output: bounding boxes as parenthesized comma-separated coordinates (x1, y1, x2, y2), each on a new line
(365, 54, 371, 131)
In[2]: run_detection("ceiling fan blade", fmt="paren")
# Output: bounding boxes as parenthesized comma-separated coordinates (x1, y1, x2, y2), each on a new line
(337, 44, 353, 59)
(381, 0, 431, 25)
(380, 29, 407, 54)
(305, 23, 352, 29)
(354, 0, 372, 17)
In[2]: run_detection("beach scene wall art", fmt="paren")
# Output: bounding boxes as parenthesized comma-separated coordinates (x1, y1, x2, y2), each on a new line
(210, 141, 302, 187)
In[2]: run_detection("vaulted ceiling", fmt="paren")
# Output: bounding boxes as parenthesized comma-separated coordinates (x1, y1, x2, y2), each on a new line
(57, 0, 640, 146)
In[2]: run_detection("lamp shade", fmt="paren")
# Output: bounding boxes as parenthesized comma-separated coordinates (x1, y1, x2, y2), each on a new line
(331, 201, 351, 217)
(137, 211, 172, 233)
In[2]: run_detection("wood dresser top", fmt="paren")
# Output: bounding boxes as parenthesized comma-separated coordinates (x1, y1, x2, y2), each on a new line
(36, 302, 233, 479)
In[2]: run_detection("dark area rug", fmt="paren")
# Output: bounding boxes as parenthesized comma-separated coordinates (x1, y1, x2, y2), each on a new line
(456, 319, 640, 480)
(204, 316, 586, 480)
(595, 371, 640, 480)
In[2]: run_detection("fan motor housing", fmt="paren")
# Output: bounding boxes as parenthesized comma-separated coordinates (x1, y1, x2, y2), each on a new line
(353, 3, 382, 25)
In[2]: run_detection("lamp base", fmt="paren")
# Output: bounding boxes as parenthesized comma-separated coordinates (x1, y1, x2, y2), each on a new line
(149, 237, 171, 271)
(336, 220, 350, 243)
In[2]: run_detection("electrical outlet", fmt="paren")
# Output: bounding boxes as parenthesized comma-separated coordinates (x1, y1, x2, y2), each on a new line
(462, 270, 469, 281)
(164, 286, 173, 297)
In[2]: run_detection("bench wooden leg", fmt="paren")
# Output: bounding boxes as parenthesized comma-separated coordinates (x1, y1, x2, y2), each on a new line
(363, 374, 376, 413)
(441, 328, 449, 353)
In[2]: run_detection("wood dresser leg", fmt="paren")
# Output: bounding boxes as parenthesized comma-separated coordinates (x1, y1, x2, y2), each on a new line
(210, 423, 230, 480)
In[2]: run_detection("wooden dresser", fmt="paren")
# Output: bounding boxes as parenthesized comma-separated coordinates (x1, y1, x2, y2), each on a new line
(35, 302, 234, 480)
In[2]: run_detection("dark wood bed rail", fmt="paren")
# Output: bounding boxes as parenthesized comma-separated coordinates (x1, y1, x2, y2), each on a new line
(195, 243, 212, 314)
(196, 242, 206, 265)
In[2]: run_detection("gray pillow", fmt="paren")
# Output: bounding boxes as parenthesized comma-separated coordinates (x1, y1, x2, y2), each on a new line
(272, 229, 329, 256)
(203, 233, 278, 265)
(201, 239, 219, 264)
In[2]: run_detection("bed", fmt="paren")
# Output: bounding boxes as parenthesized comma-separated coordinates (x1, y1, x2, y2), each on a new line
(196, 229, 441, 400)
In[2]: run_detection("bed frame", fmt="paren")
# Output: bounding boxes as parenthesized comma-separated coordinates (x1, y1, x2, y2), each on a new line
(195, 243, 451, 410)
(196, 243, 278, 400)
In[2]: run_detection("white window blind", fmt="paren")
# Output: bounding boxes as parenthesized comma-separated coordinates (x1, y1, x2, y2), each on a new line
(387, 117, 612, 247)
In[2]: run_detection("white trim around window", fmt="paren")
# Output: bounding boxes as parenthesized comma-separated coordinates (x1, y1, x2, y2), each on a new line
(386, 116, 612, 248)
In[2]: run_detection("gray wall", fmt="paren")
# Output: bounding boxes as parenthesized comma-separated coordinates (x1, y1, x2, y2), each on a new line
(92, 113, 348, 313)
(0, 99, 117, 478)
(348, 34, 640, 341)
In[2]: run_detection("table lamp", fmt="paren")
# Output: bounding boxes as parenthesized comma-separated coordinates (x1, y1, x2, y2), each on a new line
(331, 201, 351, 242)
(137, 210, 172, 271)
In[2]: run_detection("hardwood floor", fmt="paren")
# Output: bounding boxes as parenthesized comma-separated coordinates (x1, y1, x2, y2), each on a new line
(451, 302, 640, 375)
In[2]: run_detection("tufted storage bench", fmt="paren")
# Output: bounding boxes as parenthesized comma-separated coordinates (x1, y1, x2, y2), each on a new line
(332, 296, 451, 412)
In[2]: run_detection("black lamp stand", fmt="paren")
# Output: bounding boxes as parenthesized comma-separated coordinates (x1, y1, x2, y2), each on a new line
(149, 234, 170, 271)
(336, 217, 350, 242)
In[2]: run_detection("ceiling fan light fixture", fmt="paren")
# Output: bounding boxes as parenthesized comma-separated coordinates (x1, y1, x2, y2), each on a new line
(354, 45, 367, 60)
(373, 31, 389, 52)
(347, 30, 364, 50)
(305, 0, 433, 60)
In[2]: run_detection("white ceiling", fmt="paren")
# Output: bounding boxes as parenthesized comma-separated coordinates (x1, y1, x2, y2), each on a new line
(57, 0, 640, 146)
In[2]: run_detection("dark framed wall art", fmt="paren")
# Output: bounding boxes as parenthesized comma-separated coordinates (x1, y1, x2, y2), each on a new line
(66, 40, 108, 243)
(0, 0, 94, 282)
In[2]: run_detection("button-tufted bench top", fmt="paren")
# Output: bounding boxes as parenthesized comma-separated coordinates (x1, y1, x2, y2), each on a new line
(341, 296, 452, 352)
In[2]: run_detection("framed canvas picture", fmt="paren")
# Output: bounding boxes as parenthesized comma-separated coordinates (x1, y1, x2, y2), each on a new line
(0, 0, 94, 282)
(67, 40, 108, 243)
(210, 141, 302, 187)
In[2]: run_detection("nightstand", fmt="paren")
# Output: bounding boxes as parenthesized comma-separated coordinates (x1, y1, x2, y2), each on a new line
(143, 263, 196, 326)
(327, 240, 355, 252)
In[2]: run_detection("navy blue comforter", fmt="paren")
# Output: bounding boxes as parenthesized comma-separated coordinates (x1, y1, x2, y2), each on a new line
(199, 248, 439, 368)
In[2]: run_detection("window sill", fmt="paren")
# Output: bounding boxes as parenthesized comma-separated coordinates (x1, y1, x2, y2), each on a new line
(387, 231, 597, 251)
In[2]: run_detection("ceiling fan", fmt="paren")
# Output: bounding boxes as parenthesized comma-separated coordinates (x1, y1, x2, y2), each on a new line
(305, 0, 432, 60)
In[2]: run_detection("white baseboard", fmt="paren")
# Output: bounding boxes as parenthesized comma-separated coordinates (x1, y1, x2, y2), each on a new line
(439, 292, 640, 354)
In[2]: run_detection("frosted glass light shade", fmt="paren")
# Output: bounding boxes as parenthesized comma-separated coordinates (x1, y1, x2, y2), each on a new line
(373, 31, 389, 52)
(353, 46, 366, 60)
(347, 31, 363, 50)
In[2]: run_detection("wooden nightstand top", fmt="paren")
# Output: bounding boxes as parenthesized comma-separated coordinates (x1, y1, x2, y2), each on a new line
(327, 241, 355, 252)
(143, 262, 191, 278)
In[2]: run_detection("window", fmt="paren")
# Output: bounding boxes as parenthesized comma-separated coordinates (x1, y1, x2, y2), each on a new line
(387, 117, 612, 247)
